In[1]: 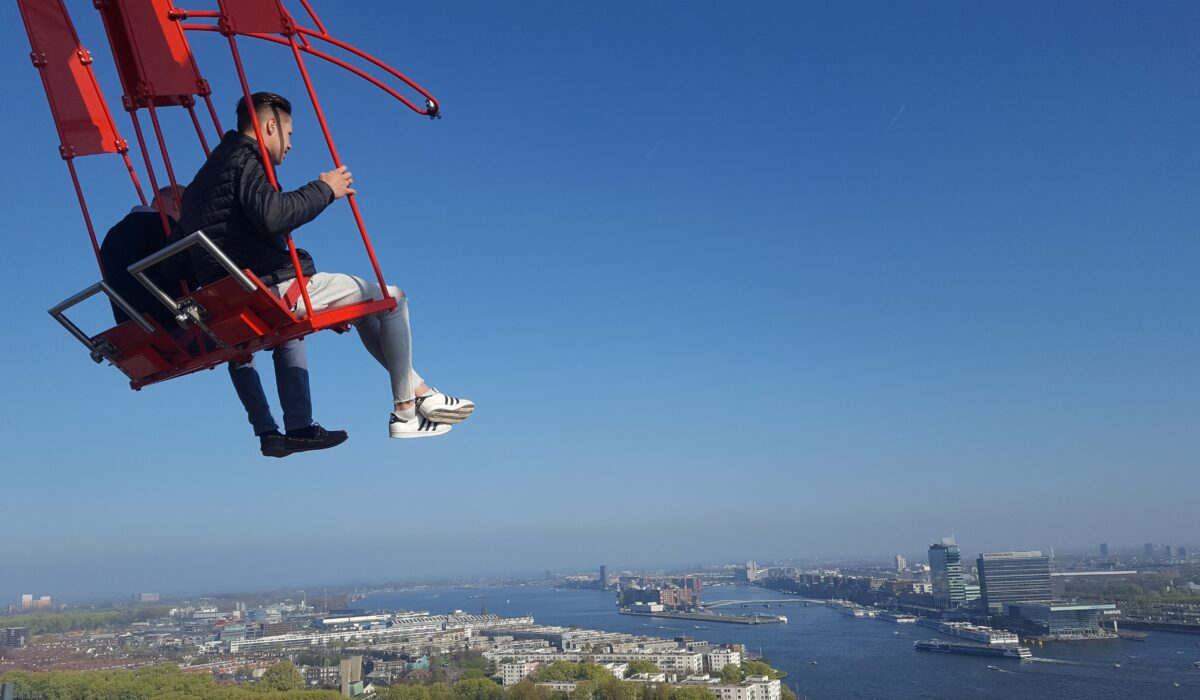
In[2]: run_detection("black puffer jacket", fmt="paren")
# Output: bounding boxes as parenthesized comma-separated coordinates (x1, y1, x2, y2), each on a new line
(179, 131, 333, 285)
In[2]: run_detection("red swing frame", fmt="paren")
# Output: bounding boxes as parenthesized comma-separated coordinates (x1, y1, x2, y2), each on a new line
(21, 0, 439, 389)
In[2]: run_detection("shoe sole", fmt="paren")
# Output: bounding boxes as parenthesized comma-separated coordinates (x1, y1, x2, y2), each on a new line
(390, 426, 453, 439)
(286, 435, 349, 453)
(421, 405, 475, 425)
(261, 448, 292, 458)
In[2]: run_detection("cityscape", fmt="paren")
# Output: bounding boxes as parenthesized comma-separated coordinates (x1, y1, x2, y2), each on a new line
(3, 536, 1200, 698)
(4, 0, 1198, 699)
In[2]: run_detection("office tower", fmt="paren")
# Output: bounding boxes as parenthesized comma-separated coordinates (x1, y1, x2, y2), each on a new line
(928, 538, 966, 609)
(978, 551, 1052, 612)
(895, 555, 907, 572)
(1144, 543, 1155, 559)
(599, 565, 608, 590)
(1163, 544, 1173, 558)
(1099, 543, 1109, 558)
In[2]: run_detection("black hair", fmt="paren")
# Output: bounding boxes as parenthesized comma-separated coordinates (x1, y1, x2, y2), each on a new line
(235, 92, 292, 132)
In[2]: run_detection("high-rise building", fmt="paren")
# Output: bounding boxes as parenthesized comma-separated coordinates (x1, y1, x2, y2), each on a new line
(1099, 543, 1109, 558)
(978, 551, 1052, 612)
(1144, 543, 1155, 559)
(599, 565, 608, 590)
(0, 627, 27, 648)
(19, 595, 32, 609)
(928, 538, 965, 609)
(1163, 545, 1173, 558)
(1179, 546, 1189, 559)
(895, 555, 907, 572)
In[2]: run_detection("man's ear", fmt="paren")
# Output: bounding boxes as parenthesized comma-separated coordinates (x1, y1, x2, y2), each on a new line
(264, 117, 276, 135)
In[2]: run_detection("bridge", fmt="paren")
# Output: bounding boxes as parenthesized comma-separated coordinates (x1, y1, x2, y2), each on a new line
(702, 599, 813, 608)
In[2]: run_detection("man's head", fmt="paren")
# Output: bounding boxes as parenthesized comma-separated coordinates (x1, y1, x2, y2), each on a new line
(152, 185, 184, 221)
(236, 92, 293, 165)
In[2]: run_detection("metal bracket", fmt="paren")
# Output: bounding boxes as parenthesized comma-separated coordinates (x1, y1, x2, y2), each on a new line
(47, 280, 152, 380)
(127, 230, 254, 348)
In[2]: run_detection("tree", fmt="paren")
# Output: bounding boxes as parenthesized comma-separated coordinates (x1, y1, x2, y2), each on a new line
(719, 664, 743, 684)
(669, 687, 714, 700)
(507, 679, 554, 700)
(781, 685, 798, 700)
(453, 677, 502, 700)
(256, 661, 304, 692)
(623, 660, 660, 678)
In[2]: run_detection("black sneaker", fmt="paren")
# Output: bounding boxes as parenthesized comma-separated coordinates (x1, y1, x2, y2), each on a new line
(284, 423, 349, 453)
(259, 431, 291, 458)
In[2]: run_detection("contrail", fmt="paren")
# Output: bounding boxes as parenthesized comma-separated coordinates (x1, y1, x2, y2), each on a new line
(883, 105, 906, 135)
(644, 139, 663, 159)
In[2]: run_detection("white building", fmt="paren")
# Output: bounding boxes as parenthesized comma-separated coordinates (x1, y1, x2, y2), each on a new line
(593, 652, 704, 676)
(705, 648, 741, 673)
(687, 676, 781, 700)
(501, 662, 541, 686)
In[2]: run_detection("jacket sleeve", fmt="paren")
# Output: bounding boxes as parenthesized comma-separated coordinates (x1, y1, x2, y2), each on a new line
(236, 156, 336, 238)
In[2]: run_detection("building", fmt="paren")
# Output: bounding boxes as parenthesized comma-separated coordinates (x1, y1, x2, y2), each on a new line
(705, 647, 741, 673)
(683, 675, 781, 700)
(928, 539, 966, 609)
(1163, 545, 1173, 558)
(977, 551, 1052, 612)
(0, 628, 27, 648)
(501, 662, 540, 686)
(736, 561, 761, 584)
(132, 592, 160, 603)
(894, 555, 907, 572)
(600, 565, 608, 590)
(1004, 603, 1119, 638)
(1099, 543, 1109, 558)
(1144, 543, 1155, 559)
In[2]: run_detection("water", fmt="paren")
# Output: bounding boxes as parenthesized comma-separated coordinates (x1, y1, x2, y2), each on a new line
(360, 584, 1200, 699)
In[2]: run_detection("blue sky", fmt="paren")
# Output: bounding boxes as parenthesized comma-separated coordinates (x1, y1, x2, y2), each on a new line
(1, 1, 1198, 602)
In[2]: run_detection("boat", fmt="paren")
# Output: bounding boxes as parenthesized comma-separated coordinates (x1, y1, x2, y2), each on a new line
(914, 640, 1032, 659)
(987, 665, 1000, 671)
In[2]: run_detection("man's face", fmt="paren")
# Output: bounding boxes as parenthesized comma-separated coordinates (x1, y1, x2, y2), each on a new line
(265, 111, 293, 165)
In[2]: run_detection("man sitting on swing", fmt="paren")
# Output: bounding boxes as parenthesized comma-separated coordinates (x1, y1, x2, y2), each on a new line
(177, 92, 473, 438)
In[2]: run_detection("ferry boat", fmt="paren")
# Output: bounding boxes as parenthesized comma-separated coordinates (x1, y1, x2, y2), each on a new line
(914, 640, 1032, 659)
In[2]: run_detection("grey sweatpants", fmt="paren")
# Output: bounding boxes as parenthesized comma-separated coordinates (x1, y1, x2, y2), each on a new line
(276, 273, 424, 404)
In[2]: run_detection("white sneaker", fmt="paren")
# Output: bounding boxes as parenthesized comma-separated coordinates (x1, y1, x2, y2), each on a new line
(389, 411, 452, 439)
(416, 389, 475, 425)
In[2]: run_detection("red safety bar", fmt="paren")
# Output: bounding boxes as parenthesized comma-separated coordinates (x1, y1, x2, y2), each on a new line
(25, 0, 439, 390)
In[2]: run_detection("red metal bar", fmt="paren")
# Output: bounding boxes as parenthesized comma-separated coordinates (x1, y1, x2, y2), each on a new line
(66, 158, 104, 275)
(122, 152, 148, 205)
(128, 110, 172, 237)
(225, 33, 314, 317)
(202, 92, 223, 135)
(186, 103, 211, 155)
(146, 103, 183, 214)
(297, 27, 438, 115)
(180, 23, 436, 116)
(183, 25, 432, 116)
(287, 33, 389, 296)
(296, 0, 327, 35)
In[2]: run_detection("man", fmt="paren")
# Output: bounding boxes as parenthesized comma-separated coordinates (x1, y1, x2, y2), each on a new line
(178, 92, 473, 438)
(98, 186, 347, 458)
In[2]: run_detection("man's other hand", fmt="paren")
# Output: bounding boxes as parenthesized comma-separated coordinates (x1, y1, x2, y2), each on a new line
(320, 165, 356, 199)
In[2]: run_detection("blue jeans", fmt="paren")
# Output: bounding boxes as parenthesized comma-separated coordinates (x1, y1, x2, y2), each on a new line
(228, 338, 312, 435)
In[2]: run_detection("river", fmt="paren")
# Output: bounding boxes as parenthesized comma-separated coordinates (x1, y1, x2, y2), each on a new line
(360, 584, 1200, 699)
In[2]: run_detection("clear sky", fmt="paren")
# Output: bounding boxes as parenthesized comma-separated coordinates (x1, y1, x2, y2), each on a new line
(1, 1, 1197, 602)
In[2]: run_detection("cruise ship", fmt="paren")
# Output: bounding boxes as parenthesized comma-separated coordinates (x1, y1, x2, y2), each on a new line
(914, 639, 1032, 659)
(916, 619, 1020, 645)
(827, 600, 877, 618)
(877, 611, 918, 623)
